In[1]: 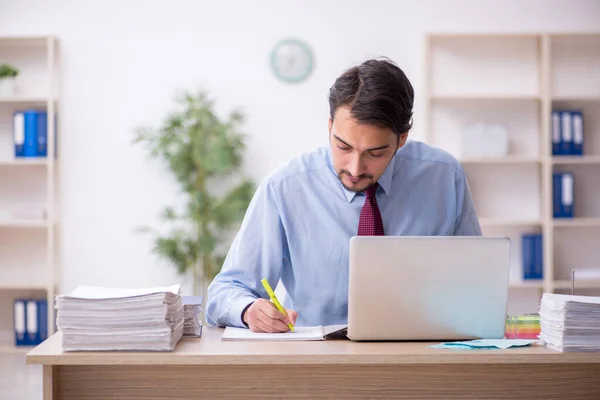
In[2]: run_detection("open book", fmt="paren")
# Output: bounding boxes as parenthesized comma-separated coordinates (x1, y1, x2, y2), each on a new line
(222, 324, 347, 341)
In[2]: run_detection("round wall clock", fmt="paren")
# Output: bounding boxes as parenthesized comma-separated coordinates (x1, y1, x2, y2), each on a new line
(270, 38, 314, 84)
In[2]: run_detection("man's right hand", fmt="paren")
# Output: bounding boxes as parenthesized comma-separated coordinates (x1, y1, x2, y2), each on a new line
(242, 298, 298, 333)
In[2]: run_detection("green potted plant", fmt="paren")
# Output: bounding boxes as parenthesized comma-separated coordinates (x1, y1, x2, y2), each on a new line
(134, 90, 256, 296)
(0, 63, 19, 96)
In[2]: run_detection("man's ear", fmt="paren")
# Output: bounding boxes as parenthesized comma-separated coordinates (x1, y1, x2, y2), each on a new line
(397, 133, 408, 149)
(328, 117, 333, 133)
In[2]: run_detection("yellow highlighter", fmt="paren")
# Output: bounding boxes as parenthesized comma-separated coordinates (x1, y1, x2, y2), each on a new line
(261, 278, 294, 332)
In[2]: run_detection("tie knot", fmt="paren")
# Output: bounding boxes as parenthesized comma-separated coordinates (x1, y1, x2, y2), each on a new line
(365, 183, 378, 199)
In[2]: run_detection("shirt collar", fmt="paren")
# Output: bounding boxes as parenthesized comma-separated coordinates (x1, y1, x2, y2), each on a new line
(326, 147, 396, 203)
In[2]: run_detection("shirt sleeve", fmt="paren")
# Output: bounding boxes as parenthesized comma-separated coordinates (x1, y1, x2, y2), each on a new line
(453, 165, 483, 236)
(205, 179, 285, 327)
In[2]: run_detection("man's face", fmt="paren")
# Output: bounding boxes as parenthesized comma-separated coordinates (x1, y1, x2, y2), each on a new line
(329, 106, 407, 193)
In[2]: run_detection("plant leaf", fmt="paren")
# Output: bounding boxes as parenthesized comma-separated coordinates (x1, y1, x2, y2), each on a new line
(211, 179, 256, 229)
(133, 89, 256, 281)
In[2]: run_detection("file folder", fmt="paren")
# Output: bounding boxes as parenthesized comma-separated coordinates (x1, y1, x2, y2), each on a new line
(26, 300, 38, 345)
(37, 299, 48, 344)
(14, 299, 27, 346)
(522, 234, 536, 280)
(36, 111, 48, 157)
(13, 111, 25, 157)
(533, 234, 543, 279)
(560, 111, 573, 156)
(552, 173, 562, 218)
(561, 172, 574, 218)
(12, 109, 50, 158)
(552, 111, 561, 155)
(572, 110, 584, 156)
(23, 110, 38, 157)
(522, 233, 542, 280)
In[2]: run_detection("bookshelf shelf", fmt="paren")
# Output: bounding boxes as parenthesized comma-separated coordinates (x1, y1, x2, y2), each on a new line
(552, 156, 600, 165)
(551, 96, 600, 102)
(554, 279, 600, 290)
(479, 218, 542, 227)
(431, 95, 541, 101)
(509, 280, 544, 289)
(0, 283, 49, 291)
(425, 32, 600, 313)
(0, 219, 49, 228)
(0, 36, 49, 46)
(460, 157, 540, 165)
(0, 36, 58, 351)
(0, 344, 33, 354)
(0, 159, 48, 167)
(553, 218, 600, 228)
(0, 96, 50, 104)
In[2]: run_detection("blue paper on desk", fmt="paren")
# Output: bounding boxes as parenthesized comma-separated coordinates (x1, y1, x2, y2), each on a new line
(430, 339, 538, 350)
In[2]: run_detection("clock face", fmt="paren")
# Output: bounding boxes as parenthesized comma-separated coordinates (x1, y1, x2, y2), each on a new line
(270, 38, 314, 83)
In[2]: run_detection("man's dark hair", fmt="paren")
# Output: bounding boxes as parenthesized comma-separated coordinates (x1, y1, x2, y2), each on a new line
(328, 58, 414, 137)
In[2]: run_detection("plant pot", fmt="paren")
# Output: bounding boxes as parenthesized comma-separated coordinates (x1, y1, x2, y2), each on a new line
(0, 78, 15, 96)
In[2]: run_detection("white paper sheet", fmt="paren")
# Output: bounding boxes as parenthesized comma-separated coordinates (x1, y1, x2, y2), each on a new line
(222, 325, 347, 341)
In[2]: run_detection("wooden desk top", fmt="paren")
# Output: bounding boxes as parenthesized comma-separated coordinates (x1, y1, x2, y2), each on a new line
(26, 327, 600, 366)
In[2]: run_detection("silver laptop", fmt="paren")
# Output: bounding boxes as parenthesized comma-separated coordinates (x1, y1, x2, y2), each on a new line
(347, 236, 511, 341)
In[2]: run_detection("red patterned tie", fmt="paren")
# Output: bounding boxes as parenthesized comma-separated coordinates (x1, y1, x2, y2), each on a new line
(357, 183, 384, 236)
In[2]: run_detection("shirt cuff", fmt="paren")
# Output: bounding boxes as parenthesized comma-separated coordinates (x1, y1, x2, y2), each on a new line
(230, 296, 257, 328)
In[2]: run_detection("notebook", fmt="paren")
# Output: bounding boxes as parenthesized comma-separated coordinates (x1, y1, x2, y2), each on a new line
(222, 324, 347, 341)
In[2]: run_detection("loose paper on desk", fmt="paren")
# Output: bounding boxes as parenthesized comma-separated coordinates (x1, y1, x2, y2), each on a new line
(222, 325, 347, 341)
(65, 284, 181, 299)
(430, 339, 539, 350)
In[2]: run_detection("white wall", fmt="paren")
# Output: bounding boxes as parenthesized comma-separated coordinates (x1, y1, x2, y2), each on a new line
(1, 0, 598, 296)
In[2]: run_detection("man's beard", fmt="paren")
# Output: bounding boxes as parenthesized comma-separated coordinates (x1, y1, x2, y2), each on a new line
(337, 170, 374, 193)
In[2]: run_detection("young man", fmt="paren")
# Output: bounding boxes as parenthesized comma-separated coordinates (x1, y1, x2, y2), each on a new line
(206, 58, 482, 333)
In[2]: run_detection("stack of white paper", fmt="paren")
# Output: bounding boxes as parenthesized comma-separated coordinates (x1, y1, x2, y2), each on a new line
(539, 293, 600, 352)
(182, 296, 203, 337)
(56, 284, 184, 352)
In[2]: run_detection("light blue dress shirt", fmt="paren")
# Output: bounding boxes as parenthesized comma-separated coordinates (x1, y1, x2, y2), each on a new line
(206, 140, 482, 328)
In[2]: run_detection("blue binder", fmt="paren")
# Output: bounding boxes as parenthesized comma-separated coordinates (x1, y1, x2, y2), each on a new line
(552, 173, 562, 218)
(37, 299, 48, 344)
(12, 109, 50, 158)
(26, 300, 38, 345)
(23, 110, 38, 157)
(571, 110, 584, 156)
(36, 111, 48, 157)
(560, 111, 573, 155)
(13, 299, 27, 346)
(13, 111, 25, 157)
(522, 234, 535, 280)
(560, 172, 574, 218)
(533, 234, 543, 279)
(551, 110, 561, 155)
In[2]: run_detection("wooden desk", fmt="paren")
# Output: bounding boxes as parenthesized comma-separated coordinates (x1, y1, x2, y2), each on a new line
(27, 327, 600, 400)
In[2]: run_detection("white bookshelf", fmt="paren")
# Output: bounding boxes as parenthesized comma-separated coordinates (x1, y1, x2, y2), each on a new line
(0, 36, 59, 352)
(460, 157, 540, 165)
(424, 32, 600, 314)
